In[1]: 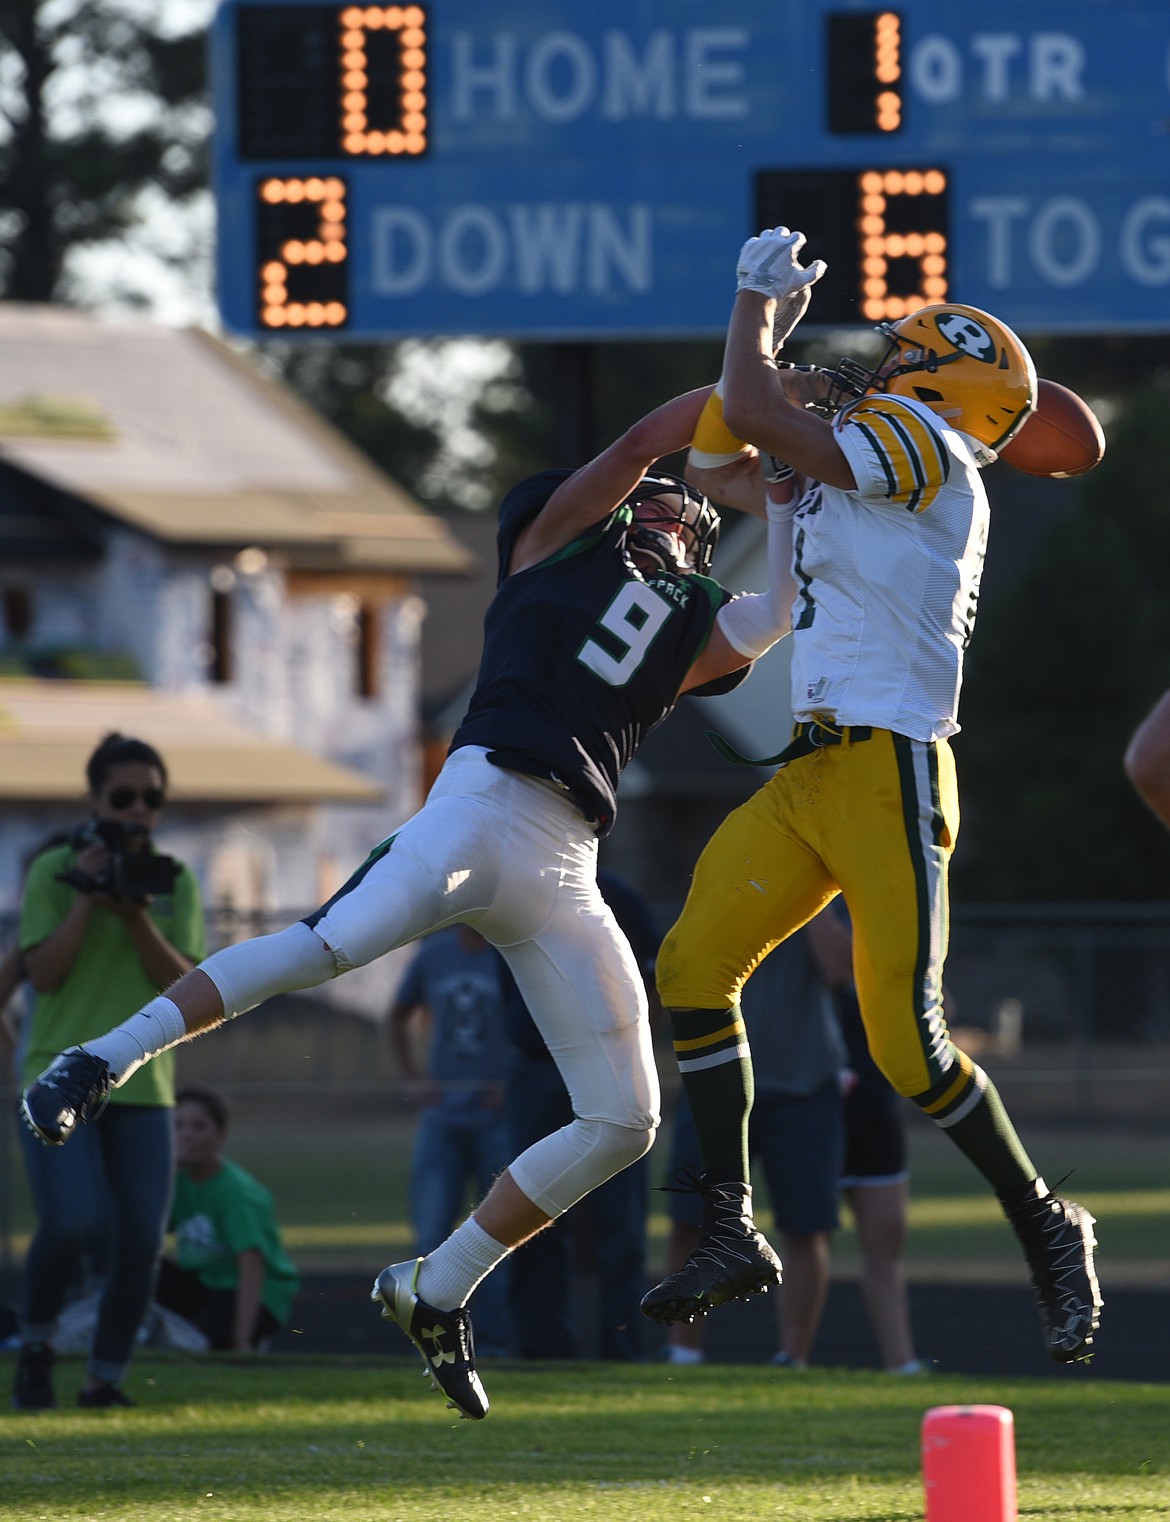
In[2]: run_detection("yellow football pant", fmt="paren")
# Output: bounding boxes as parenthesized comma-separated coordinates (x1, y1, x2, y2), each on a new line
(657, 727, 969, 1104)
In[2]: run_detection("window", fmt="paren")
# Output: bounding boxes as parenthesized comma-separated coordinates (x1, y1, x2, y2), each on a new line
(209, 584, 233, 684)
(356, 601, 379, 698)
(2, 584, 32, 642)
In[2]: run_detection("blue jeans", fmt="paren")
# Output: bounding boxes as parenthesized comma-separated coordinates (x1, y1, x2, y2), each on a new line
(409, 1103, 513, 1353)
(20, 1103, 173, 1384)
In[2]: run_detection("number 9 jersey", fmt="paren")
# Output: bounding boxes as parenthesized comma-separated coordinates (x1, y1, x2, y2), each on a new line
(449, 470, 749, 836)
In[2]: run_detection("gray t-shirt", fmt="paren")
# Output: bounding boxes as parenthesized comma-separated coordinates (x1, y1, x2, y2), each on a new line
(740, 930, 847, 1097)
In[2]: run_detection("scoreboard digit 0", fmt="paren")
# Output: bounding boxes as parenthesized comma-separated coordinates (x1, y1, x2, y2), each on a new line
(236, 3, 428, 161)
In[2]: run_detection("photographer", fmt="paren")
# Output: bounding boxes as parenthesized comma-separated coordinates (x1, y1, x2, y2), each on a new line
(12, 733, 205, 1410)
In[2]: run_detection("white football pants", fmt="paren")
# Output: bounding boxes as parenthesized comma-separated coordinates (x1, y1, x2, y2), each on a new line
(204, 746, 659, 1217)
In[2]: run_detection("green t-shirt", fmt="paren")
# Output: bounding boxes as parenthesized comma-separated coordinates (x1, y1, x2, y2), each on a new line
(19, 840, 206, 1106)
(170, 1158, 301, 1326)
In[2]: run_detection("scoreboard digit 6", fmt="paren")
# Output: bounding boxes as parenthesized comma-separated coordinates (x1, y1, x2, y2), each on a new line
(756, 166, 949, 327)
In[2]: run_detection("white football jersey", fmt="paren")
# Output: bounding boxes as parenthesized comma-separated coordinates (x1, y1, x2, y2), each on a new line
(787, 393, 989, 742)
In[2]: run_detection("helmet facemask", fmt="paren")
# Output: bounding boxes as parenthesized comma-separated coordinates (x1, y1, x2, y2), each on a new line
(625, 474, 719, 577)
(820, 324, 938, 416)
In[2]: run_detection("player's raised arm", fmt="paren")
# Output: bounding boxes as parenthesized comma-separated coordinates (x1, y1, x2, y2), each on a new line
(719, 228, 857, 490)
(508, 385, 715, 574)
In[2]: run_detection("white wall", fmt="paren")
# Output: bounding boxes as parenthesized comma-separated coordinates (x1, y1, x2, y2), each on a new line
(95, 530, 166, 680)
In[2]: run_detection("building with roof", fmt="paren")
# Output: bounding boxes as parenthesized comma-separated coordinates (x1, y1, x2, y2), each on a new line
(0, 305, 473, 1008)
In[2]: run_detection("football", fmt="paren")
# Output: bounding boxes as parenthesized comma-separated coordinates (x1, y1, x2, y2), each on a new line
(998, 378, 1106, 478)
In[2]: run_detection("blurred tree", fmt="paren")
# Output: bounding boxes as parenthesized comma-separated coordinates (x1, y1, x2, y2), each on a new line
(0, 0, 208, 304)
(258, 338, 539, 515)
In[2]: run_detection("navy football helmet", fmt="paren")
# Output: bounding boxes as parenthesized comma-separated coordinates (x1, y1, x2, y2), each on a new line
(624, 472, 720, 577)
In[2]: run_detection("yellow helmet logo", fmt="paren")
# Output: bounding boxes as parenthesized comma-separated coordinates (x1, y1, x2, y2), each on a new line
(934, 311, 998, 364)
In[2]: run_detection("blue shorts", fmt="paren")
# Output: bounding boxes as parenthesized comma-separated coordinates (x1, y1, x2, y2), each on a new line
(665, 1080, 843, 1236)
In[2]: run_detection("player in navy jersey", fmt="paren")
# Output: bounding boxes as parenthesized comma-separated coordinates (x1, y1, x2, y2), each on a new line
(21, 383, 796, 1419)
(448, 467, 754, 834)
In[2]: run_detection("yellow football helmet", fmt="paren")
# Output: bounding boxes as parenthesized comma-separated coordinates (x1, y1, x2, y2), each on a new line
(827, 303, 1037, 452)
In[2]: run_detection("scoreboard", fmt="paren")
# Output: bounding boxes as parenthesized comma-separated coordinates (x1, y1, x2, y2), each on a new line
(210, 0, 1170, 338)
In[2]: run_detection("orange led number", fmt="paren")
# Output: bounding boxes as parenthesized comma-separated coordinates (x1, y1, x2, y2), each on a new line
(858, 169, 948, 321)
(258, 176, 348, 330)
(873, 13, 901, 132)
(339, 5, 427, 157)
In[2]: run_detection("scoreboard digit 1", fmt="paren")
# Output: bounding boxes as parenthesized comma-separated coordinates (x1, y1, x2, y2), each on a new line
(826, 9, 904, 135)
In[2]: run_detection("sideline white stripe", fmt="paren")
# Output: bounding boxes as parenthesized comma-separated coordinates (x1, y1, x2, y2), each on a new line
(677, 1042, 751, 1074)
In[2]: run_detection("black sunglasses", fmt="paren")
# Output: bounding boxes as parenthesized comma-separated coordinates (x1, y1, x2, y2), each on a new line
(107, 785, 166, 810)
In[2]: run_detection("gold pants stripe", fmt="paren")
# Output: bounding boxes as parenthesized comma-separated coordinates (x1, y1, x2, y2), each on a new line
(656, 728, 959, 1101)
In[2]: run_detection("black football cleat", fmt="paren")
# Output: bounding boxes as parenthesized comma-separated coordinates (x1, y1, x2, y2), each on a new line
(1004, 1180, 1102, 1364)
(641, 1177, 782, 1325)
(21, 1048, 112, 1146)
(372, 1259, 489, 1420)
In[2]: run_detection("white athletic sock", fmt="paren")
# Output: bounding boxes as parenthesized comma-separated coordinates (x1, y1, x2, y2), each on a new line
(415, 1215, 510, 1312)
(84, 996, 188, 1085)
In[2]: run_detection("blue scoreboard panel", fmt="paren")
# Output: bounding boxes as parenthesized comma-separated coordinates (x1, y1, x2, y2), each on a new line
(211, 0, 1170, 338)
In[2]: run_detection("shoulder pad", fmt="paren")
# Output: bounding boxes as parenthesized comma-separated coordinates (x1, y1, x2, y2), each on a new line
(495, 470, 574, 581)
(838, 395, 952, 513)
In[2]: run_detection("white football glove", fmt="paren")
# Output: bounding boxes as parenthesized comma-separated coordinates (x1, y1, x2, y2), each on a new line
(736, 227, 827, 346)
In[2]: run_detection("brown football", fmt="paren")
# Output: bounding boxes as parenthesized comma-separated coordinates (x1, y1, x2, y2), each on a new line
(999, 378, 1106, 478)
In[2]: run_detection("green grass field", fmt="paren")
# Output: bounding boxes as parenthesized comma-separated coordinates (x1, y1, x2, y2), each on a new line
(187, 1111, 1170, 1281)
(4, 1356, 1168, 1521)
(3, 1091, 1169, 1519)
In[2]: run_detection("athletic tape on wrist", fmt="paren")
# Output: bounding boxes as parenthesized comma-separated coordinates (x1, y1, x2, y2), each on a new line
(690, 387, 750, 467)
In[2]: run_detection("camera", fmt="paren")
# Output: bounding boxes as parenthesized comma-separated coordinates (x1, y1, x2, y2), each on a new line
(58, 819, 181, 902)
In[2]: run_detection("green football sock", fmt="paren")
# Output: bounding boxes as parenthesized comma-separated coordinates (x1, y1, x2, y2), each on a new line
(930, 1075, 1038, 1201)
(669, 1005, 754, 1184)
